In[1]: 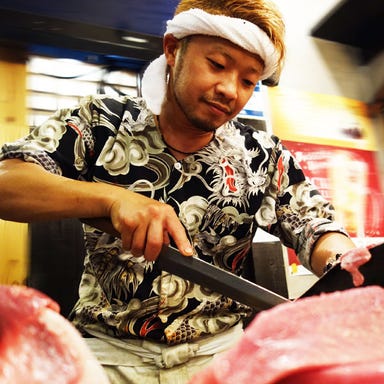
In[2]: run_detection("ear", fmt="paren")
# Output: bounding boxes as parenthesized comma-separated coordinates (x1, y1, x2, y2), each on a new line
(163, 34, 181, 67)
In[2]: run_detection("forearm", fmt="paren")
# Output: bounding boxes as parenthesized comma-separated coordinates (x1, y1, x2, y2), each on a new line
(0, 158, 193, 260)
(310, 232, 356, 276)
(0, 159, 117, 222)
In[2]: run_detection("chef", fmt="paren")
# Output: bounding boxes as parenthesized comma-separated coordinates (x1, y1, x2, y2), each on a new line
(0, 0, 356, 382)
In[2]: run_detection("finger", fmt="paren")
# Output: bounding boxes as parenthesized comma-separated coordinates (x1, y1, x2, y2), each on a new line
(120, 228, 133, 252)
(163, 230, 170, 246)
(130, 223, 147, 258)
(144, 218, 166, 261)
(166, 218, 194, 257)
(110, 208, 135, 251)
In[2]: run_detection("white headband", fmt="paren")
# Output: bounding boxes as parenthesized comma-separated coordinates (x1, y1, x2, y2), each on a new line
(142, 8, 279, 115)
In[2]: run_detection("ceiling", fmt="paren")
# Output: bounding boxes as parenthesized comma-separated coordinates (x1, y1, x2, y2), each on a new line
(0, 0, 179, 36)
(311, 0, 384, 64)
(0, 0, 382, 72)
(0, 0, 179, 71)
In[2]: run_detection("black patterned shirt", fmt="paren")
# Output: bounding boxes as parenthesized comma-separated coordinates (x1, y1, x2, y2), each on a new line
(0, 95, 347, 344)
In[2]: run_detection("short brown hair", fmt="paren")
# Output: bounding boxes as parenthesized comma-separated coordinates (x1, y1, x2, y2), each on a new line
(174, 0, 285, 85)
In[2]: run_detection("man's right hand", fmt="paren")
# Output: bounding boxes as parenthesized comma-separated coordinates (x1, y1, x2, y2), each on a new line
(107, 190, 194, 261)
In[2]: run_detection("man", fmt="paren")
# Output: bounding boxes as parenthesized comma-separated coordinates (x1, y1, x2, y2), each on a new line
(0, 0, 355, 382)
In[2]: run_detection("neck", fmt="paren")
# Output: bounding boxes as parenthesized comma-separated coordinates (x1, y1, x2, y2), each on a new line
(156, 115, 215, 157)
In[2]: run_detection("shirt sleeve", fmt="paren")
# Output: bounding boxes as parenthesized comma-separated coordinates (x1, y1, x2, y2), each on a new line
(257, 139, 349, 271)
(0, 94, 125, 179)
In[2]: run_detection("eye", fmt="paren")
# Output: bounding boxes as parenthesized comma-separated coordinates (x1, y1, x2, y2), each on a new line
(243, 79, 256, 88)
(208, 58, 225, 70)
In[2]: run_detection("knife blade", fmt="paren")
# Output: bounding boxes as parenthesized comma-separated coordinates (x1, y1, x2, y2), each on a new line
(157, 245, 289, 312)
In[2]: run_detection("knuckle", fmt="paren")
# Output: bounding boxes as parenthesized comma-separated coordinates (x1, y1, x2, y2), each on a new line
(148, 202, 174, 218)
(147, 204, 162, 217)
(122, 216, 138, 228)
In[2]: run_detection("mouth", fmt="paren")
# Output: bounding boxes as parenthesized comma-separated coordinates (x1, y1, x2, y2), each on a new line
(206, 101, 232, 116)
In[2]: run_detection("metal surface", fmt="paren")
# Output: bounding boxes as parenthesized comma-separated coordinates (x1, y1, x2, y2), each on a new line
(301, 242, 384, 297)
(252, 240, 288, 298)
(157, 245, 289, 312)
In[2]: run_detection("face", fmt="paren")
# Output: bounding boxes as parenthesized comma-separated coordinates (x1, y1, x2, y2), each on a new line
(165, 34, 264, 132)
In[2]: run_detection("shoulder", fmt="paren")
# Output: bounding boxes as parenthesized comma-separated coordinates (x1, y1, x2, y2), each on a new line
(224, 120, 281, 149)
(76, 94, 146, 114)
(70, 95, 153, 127)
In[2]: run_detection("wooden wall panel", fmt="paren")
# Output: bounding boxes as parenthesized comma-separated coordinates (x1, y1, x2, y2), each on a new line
(0, 47, 29, 285)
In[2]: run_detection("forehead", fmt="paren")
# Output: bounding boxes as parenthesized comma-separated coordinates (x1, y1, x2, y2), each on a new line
(186, 35, 264, 66)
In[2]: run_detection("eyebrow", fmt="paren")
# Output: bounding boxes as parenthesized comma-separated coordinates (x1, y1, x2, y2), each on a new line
(210, 46, 263, 76)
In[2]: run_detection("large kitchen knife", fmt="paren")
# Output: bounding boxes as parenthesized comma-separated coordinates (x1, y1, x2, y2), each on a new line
(157, 245, 289, 312)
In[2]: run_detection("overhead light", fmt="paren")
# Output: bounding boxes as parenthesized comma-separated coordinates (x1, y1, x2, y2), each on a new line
(121, 35, 149, 44)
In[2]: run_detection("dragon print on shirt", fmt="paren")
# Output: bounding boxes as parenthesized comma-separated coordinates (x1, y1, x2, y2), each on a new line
(0, 94, 347, 344)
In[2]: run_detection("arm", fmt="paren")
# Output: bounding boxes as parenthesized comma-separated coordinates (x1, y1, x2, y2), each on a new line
(310, 232, 356, 276)
(0, 158, 193, 261)
(258, 139, 356, 275)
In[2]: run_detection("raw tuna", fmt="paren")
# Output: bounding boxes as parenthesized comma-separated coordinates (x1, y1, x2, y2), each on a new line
(340, 246, 373, 286)
(0, 285, 109, 384)
(190, 286, 384, 384)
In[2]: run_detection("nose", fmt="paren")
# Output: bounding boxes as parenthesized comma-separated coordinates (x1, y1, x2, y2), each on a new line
(215, 72, 238, 100)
